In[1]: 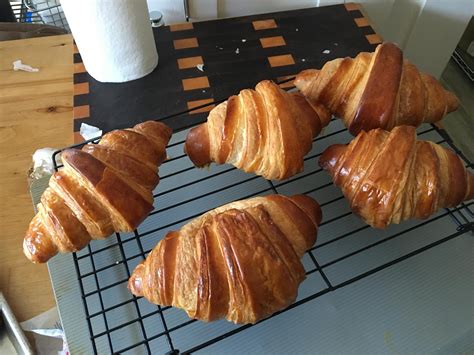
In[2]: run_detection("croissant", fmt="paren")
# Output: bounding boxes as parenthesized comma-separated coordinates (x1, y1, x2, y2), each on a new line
(319, 125, 474, 228)
(184, 80, 330, 180)
(128, 194, 322, 324)
(23, 121, 172, 263)
(295, 42, 460, 135)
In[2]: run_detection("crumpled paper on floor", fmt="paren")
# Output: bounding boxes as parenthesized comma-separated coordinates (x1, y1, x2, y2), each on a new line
(20, 307, 69, 355)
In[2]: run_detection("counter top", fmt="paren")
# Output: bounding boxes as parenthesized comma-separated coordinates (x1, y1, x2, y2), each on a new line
(0, 34, 73, 323)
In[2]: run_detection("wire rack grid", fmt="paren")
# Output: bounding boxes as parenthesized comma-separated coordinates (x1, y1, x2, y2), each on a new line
(10, 0, 69, 30)
(52, 83, 474, 354)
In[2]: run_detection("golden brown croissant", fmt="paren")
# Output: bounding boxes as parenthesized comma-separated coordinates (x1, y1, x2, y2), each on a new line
(295, 42, 460, 135)
(23, 121, 172, 263)
(319, 125, 474, 228)
(128, 194, 322, 324)
(184, 80, 330, 180)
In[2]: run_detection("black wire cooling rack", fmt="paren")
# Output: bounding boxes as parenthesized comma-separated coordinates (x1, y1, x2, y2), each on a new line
(52, 84, 474, 354)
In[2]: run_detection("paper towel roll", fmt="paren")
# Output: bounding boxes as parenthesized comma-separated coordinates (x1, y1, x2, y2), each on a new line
(61, 0, 158, 83)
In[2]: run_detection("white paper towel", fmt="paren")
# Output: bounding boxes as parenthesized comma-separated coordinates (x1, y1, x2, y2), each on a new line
(60, 0, 158, 83)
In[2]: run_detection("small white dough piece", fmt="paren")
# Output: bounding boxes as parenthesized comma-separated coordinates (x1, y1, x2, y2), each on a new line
(13, 60, 39, 72)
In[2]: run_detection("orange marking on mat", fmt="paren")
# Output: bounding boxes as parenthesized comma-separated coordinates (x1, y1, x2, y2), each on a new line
(74, 62, 86, 73)
(178, 56, 204, 69)
(345, 3, 361, 11)
(170, 22, 194, 32)
(74, 105, 90, 120)
(173, 38, 199, 49)
(268, 54, 295, 68)
(187, 99, 215, 114)
(253, 19, 277, 30)
(277, 75, 296, 88)
(260, 36, 286, 48)
(354, 17, 370, 27)
(74, 131, 85, 143)
(366, 33, 383, 44)
(74, 82, 89, 96)
(182, 76, 210, 91)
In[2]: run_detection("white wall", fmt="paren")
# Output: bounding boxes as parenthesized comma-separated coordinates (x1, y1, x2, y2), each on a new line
(217, 0, 319, 19)
(403, 0, 473, 77)
(147, 0, 219, 23)
(357, 0, 395, 36)
(360, 0, 473, 78)
(146, 0, 334, 23)
(146, 0, 185, 24)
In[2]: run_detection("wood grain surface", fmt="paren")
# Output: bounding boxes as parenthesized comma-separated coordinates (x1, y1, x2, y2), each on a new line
(0, 34, 73, 324)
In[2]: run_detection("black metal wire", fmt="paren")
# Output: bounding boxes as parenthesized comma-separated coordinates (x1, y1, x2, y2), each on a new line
(72, 253, 98, 354)
(114, 233, 151, 354)
(70, 120, 472, 353)
(133, 230, 177, 353)
(181, 226, 470, 354)
(319, 207, 464, 270)
(50, 82, 473, 353)
(86, 244, 114, 352)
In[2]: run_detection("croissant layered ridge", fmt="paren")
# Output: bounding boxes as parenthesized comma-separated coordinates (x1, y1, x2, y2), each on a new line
(185, 80, 331, 180)
(319, 126, 474, 228)
(23, 121, 172, 263)
(129, 194, 322, 324)
(295, 42, 459, 135)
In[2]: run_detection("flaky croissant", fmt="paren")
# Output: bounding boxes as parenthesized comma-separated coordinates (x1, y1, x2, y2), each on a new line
(185, 80, 330, 180)
(23, 121, 172, 263)
(129, 194, 322, 324)
(319, 125, 474, 228)
(295, 42, 460, 135)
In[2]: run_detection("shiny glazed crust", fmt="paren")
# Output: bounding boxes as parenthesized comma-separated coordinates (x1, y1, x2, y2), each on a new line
(128, 194, 322, 324)
(319, 125, 474, 228)
(184, 80, 331, 180)
(295, 42, 459, 135)
(23, 121, 172, 263)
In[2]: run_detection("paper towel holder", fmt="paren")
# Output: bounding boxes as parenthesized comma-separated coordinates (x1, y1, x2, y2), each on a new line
(150, 11, 164, 27)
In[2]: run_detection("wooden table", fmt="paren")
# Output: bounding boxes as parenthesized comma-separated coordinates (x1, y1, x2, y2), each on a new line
(0, 34, 73, 324)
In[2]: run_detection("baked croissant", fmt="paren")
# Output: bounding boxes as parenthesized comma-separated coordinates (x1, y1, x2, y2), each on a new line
(128, 194, 322, 324)
(184, 80, 330, 180)
(319, 125, 474, 228)
(295, 42, 460, 135)
(23, 121, 172, 263)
